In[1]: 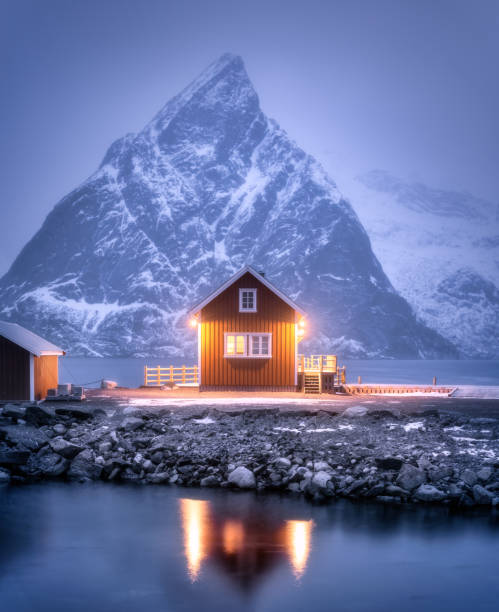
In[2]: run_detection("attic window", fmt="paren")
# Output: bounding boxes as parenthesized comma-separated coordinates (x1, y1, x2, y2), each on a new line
(239, 288, 257, 312)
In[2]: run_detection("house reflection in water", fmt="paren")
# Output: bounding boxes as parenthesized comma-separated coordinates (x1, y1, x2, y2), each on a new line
(178, 497, 314, 586)
(179, 498, 212, 581)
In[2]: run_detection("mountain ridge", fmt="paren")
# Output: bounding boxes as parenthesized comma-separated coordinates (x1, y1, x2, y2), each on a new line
(0, 55, 457, 359)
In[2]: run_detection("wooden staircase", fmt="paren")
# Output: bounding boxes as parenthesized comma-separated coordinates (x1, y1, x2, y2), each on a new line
(303, 373, 321, 393)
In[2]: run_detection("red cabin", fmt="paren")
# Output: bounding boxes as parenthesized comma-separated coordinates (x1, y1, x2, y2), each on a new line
(188, 266, 306, 391)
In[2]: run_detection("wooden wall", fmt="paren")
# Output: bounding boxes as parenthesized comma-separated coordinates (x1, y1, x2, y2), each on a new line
(200, 272, 297, 389)
(0, 335, 30, 400)
(34, 355, 59, 401)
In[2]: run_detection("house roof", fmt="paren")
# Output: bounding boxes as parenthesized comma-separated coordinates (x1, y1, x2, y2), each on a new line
(188, 265, 306, 317)
(0, 321, 65, 356)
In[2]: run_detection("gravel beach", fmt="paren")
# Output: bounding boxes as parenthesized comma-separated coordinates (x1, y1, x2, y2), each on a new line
(1, 393, 498, 510)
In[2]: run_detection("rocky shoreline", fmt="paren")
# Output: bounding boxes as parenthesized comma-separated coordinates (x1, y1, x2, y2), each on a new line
(1, 400, 498, 510)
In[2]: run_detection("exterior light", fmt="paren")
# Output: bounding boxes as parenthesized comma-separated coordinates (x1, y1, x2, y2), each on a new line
(189, 317, 198, 328)
(298, 318, 306, 328)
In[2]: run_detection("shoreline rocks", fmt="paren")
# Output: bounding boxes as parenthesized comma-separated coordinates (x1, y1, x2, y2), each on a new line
(0, 400, 498, 511)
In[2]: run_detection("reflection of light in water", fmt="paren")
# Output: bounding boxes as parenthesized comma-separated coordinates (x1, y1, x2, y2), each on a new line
(179, 498, 211, 581)
(286, 520, 314, 579)
(222, 520, 245, 555)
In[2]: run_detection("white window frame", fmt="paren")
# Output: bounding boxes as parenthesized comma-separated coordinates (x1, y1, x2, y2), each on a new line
(239, 288, 257, 312)
(224, 332, 272, 359)
(248, 333, 272, 358)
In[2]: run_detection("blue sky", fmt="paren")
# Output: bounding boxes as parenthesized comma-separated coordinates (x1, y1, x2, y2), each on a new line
(1, 0, 498, 274)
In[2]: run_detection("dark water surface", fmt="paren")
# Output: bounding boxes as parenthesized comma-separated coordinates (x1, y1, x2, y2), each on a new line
(0, 484, 498, 612)
(59, 358, 499, 388)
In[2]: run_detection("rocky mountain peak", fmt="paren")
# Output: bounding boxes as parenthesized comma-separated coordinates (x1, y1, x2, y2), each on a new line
(0, 55, 458, 358)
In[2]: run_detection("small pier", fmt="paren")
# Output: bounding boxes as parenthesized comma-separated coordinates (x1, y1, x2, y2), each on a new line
(343, 384, 455, 396)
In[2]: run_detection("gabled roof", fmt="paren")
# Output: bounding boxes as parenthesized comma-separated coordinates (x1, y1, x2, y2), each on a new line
(0, 321, 65, 356)
(188, 265, 306, 317)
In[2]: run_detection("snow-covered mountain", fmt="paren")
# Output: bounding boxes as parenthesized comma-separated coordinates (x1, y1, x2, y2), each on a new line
(0, 54, 456, 359)
(338, 170, 499, 357)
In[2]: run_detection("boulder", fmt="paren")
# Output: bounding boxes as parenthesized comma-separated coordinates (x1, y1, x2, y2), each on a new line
(472, 484, 494, 505)
(200, 475, 219, 487)
(477, 467, 493, 483)
(228, 466, 256, 489)
(461, 469, 478, 487)
(0, 450, 30, 466)
(375, 457, 403, 471)
(49, 437, 84, 459)
(396, 463, 426, 491)
(312, 470, 332, 489)
(0, 468, 11, 483)
(413, 484, 445, 502)
(342, 405, 368, 418)
(29, 446, 69, 477)
(25, 404, 55, 426)
(0, 425, 48, 451)
(275, 457, 291, 469)
(119, 417, 144, 432)
(54, 406, 94, 420)
(2, 404, 26, 419)
(313, 461, 332, 471)
(68, 449, 102, 481)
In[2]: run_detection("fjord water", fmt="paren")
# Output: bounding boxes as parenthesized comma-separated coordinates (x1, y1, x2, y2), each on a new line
(59, 357, 499, 388)
(0, 484, 497, 612)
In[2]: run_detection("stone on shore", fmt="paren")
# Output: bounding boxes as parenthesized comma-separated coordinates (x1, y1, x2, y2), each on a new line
(414, 484, 445, 502)
(312, 470, 332, 489)
(25, 404, 55, 426)
(0, 450, 31, 466)
(68, 449, 102, 481)
(49, 437, 84, 459)
(2, 404, 26, 419)
(472, 484, 494, 505)
(396, 463, 426, 491)
(28, 447, 69, 477)
(375, 457, 403, 470)
(461, 469, 478, 487)
(342, 405, 368, 418)
(54, 406, 95, 420)
(228, 466, 256, 489)
(119, 417, 144, 432)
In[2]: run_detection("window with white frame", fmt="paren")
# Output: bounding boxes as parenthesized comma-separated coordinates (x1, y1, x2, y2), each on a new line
(224, 332, 271, 358)
(250, 334, 270, 357)
(239, 288, 257, 312)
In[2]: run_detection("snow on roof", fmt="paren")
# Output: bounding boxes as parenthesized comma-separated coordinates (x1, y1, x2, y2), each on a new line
(0, 321, 64, 356)
(188, 265, 306, 317)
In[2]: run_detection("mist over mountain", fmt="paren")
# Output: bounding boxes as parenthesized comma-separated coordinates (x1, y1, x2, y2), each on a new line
(0, 54, 457, 359)
(341, 169, 499, 358)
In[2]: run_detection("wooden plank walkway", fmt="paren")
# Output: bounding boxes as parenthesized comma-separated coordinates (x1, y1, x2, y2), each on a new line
(344, 384, 455, 395)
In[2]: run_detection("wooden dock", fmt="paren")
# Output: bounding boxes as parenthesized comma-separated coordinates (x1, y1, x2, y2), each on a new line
(343, 384, 455, 396)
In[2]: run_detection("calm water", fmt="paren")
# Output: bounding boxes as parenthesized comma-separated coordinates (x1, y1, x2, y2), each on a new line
(0, 484, 497, 612)
(59, 357, 499, 388)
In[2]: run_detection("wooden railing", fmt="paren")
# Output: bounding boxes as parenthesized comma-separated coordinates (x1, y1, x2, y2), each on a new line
(144, 365, 199, 386)
(297, 354, 337, 372)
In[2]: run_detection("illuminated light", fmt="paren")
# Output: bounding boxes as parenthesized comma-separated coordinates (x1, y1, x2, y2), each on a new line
(179, 498, 211, 581)
(189, 317, 198, 328)
(298, 318, 306, 327)
(285, 520, 314, 579)
(236, 335, 245, 354)
(222, 520, 245, 555)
